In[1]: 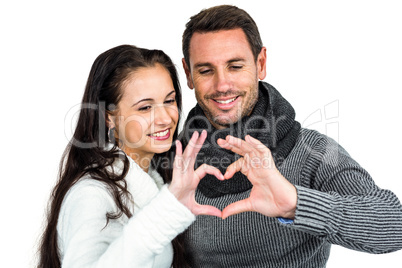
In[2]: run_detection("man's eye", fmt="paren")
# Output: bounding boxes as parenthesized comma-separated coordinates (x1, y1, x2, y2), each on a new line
(199, 69, 211, 74)
(231, 65, 243, 70)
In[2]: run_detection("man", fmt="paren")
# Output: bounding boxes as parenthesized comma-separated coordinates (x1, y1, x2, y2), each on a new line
(179, 5, 402, 267)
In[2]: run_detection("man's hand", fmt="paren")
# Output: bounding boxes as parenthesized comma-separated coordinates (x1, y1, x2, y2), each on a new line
(217, 135, 297, 220)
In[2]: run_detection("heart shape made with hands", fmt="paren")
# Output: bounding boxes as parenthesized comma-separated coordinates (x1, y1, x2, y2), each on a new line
(172, 131, 297, 220)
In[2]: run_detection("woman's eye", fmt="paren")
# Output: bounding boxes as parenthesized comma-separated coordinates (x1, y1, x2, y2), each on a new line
(164, 99, 176, 105)
(138, 105, 152, 111)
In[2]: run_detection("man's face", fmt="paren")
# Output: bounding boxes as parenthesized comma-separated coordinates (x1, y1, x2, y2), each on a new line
(183, 28, 267, 129)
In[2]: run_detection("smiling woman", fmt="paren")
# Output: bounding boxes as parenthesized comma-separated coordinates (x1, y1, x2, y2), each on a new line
(37, 44, 224, 268)
(108, 64, 179, 169)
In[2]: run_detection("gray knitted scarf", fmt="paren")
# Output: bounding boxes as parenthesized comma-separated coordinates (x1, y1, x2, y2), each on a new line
(180, 82, 301, 198)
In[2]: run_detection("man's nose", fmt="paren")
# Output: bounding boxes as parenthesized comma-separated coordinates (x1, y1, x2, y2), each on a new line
(214, 69, 231, 92)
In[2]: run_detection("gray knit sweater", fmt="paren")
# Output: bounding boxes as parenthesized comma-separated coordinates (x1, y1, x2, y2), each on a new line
(183, 128, 402, 267)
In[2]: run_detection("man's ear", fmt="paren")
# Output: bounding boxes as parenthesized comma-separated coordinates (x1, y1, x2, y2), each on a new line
(257, 47, 267, 80)
(182, 58, 194, 89)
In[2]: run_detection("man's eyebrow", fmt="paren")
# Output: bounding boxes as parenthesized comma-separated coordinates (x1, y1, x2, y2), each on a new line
(227, 58, 246, 64)
(194, 62, 213, 69)
(194, 58, 246, 69)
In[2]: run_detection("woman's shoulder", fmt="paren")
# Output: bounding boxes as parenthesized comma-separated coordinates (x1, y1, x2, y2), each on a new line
(70, 176, 110, 195)
(61, 176, 117, 215)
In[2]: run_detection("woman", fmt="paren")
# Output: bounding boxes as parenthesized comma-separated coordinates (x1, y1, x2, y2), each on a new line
(38, 45, 223, 268)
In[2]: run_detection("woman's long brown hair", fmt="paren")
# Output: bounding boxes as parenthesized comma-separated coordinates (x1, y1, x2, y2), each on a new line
(38, 45, 187, 267)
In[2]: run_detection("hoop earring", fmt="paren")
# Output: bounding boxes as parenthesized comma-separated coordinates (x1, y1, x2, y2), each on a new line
(108, 127, 115, 143)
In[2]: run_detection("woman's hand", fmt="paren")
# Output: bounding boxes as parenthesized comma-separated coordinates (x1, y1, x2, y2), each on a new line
(169, 130, 224, 217)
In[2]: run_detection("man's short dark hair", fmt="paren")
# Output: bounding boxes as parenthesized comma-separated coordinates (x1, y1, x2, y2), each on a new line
(182, 5, 263, 69)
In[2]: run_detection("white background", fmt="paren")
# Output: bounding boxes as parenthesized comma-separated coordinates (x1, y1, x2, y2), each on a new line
(1, 0, 401, 267)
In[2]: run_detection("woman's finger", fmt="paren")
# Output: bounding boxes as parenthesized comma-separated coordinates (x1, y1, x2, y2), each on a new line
(175, 140, 183, 157)
(173, 140, 184, 171)
(194, 164, 224, 181)
(182, 130, 206, 170)
(182, 131, 199, 159)
(191, 129, 207, 158)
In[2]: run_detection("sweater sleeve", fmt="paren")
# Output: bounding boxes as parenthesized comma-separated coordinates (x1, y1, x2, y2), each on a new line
(291, 135, 402, 253)
(58, 182, 195, 268)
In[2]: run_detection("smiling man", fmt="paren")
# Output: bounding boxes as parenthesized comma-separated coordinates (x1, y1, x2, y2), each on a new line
(184, 28, 264, 129)
(179, 4, 402, 268)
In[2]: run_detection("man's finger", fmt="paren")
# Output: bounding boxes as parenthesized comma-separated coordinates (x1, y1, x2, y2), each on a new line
(217, 138, 244, 156)
(246, 135, 270, 153)
(221, 199, 254, 219)
(193, 204, 222, 218)
(225, 135, 255, 155)
(224, 158, 245, 179)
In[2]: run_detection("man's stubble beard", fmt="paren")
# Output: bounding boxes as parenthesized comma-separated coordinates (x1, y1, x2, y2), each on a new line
(195, 83, 259, 128)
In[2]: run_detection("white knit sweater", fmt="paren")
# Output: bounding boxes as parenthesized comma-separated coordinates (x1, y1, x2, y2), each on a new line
(57, 156, 195, 268)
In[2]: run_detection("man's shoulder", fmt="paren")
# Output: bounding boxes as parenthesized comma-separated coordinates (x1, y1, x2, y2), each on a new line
(294, 128, 338, 152)
(297, 128, 325, 143)
(292, 128, 348, 164)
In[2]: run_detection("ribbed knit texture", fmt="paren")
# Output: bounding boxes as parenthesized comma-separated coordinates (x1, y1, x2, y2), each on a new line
(181, 83, 402, 267)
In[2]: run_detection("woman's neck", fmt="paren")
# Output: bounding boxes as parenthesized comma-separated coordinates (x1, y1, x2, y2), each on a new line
(122, 146, 154, 173)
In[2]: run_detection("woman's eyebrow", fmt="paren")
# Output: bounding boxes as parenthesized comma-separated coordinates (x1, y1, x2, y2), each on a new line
(166, 90, 175, 97)
(132, 91, 175, 107)
(132, 98, 153, 107)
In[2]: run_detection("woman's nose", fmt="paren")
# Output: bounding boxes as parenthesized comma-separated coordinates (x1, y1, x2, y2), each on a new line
(153, 105, 173, 125)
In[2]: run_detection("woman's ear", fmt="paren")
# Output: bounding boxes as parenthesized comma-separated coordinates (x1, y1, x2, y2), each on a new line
(105, 110, 116, 129)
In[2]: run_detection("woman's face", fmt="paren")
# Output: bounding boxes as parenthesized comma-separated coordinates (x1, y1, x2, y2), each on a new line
(111, 64, 179, 162)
